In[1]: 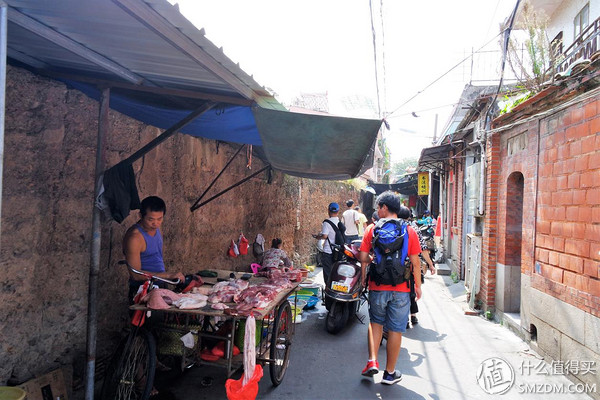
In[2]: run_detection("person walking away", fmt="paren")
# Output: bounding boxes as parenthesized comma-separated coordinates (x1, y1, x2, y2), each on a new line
(402, 210, 436, 328)
(358, 192, 422, 385)
(342, 199, 360, 243)
(261, 238, 292, 269)
(123, 196, 185, 300)
(313, 202, 345, 285)
(355, 206, 368, 239)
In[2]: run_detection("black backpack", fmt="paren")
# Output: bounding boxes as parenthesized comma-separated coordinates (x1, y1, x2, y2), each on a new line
(324, 219, 347, 262)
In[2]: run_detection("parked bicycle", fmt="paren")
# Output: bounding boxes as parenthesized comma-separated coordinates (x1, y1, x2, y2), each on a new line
(100, 260, 179, 400)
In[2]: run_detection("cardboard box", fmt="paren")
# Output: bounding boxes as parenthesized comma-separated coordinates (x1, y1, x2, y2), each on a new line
(18, 369, 68, 400)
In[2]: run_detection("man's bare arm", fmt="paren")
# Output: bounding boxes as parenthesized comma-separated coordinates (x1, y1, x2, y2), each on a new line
(409, 254, 422, 300)
(123, 231, 145, 281)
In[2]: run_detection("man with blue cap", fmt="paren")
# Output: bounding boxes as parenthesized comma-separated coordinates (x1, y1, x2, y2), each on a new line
(313, 202, 345, 284)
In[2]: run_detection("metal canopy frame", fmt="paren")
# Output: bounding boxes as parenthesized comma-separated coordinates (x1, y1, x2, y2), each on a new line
(189, 144, 272, 212)
(417, 143, 454, 173)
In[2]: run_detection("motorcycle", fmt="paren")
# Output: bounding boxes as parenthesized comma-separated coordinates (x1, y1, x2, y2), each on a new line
(324, 240, 366, 334)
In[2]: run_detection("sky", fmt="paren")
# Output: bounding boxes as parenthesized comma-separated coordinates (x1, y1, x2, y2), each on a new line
(171, 0, 518, 163)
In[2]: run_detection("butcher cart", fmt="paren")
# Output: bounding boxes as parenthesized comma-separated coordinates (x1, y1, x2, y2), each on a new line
(99, 263, 301, 400)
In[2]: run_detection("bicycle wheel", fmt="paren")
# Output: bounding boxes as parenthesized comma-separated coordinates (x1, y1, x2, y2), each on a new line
(269, 301, 292, 386)
(100, 328, 156, 400)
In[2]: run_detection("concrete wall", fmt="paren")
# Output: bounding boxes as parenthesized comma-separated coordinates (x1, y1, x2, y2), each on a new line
(0, 66, 359, 387)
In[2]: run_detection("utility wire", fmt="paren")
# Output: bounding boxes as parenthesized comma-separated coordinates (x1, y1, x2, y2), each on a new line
(485, 0, 522, 124)
(379, 0, 388, 115)
(368, 0, 382, 118)
(386, 102, 458, 118)
(486, 0, 503, 42)
(387, 30, 504, 118)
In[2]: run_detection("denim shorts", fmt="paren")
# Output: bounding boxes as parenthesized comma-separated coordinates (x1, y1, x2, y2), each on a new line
(368, 290, 410, 333)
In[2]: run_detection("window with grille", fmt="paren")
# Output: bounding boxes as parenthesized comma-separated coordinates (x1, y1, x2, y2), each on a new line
(574, 3, 590, 40)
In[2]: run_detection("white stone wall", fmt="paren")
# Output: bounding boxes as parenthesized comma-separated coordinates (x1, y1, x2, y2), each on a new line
(546, 0, 600, 45)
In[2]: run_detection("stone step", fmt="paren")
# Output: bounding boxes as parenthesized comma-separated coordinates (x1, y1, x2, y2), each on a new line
(435, 263, 451, 276)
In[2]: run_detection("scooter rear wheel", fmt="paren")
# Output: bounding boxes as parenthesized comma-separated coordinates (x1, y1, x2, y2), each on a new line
(325, 302, 349, 334)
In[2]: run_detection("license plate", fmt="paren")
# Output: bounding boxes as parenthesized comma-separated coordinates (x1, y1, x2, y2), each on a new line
(332, 281, 350, 293)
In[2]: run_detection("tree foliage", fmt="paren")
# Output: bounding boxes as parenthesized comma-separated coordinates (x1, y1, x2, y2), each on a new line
(506, 1, 554, 93)
(391, 156, 418, 180)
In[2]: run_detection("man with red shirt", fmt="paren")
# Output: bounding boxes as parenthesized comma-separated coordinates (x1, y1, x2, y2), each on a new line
(359, 191, 422, 385)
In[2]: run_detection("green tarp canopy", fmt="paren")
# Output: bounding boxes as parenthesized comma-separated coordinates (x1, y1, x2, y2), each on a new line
(253, 108, 382, 180)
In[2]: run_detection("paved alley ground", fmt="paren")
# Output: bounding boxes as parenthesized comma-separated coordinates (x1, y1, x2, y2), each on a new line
(160, 270, 596, 400)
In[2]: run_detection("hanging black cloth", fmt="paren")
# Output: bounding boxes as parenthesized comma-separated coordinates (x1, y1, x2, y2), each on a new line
(102, 162, 140, 223)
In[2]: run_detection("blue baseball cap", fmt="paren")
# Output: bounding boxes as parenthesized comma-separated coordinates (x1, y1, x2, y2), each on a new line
(328, 202, 340, 212)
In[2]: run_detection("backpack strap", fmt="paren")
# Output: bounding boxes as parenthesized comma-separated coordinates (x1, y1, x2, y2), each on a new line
(323, 219, 339, 249)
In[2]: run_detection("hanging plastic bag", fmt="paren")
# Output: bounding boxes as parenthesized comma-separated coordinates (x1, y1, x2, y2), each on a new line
(226, 315, 262, 400)
(228, 239, 239, 257)
(252, 233, 265, 259)
(238, 233, 249, 255)
(225, 364, 263, 400)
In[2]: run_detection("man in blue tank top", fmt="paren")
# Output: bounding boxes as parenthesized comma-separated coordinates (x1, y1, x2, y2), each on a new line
(123, 196, 184, 294)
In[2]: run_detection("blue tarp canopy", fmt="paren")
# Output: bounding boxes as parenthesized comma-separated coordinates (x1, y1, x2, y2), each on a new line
(66, 80, 382, 180)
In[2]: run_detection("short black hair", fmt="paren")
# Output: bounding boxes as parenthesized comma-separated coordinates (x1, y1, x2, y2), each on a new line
(271, 238, 282, 248)
(140, 196, 166, 217)
(346, 199, 354, 207)
(376, 191, 401, 215)
(398, 205, 411, 219)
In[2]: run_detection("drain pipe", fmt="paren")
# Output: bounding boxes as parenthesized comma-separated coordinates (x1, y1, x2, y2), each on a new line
(477, 120, 487, 216)
(0, 1, 7, 238)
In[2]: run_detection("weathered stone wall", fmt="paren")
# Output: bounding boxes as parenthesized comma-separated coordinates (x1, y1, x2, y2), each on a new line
(0, 66, 358, 388)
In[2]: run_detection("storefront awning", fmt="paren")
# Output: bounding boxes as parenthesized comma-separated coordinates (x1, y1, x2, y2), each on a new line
(368, 173, 418, 196)
(253, 108, 380, 180)
(418, 143, 454, 171)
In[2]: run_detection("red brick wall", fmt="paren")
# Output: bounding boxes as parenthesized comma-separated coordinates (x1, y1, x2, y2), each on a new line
(505, 172, 524, 266)
(533, 99, 600, 317)
(448, 149, 466, 276)
(480, 133, 501, 308)
(495, 119, 539, 277)
(486, 97, 600, 316)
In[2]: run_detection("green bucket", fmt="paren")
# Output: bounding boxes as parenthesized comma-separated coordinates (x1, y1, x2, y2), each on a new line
(234, 319, 266, 350)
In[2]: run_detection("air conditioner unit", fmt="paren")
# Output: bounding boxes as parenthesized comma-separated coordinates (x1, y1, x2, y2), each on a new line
(466, 163, 481, 216)
(465, 233, 482, 290)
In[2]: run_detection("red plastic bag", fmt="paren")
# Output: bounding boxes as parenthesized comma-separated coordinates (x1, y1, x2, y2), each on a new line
(228, 239, 239, 257)
(211, 341, 240, 357)
(238, 233, 249, 255)
(225, 364, 263, 400)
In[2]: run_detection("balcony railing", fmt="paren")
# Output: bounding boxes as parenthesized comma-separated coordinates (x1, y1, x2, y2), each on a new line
(553, 16, 600, 73)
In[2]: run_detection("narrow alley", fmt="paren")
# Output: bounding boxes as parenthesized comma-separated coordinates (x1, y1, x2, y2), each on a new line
(163, 270, 594, 400)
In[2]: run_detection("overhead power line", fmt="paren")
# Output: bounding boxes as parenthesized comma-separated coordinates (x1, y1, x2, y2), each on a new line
(379, 0, 388, 115)
(387, 30, 504, 118)
(368, 0, 382, 118)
